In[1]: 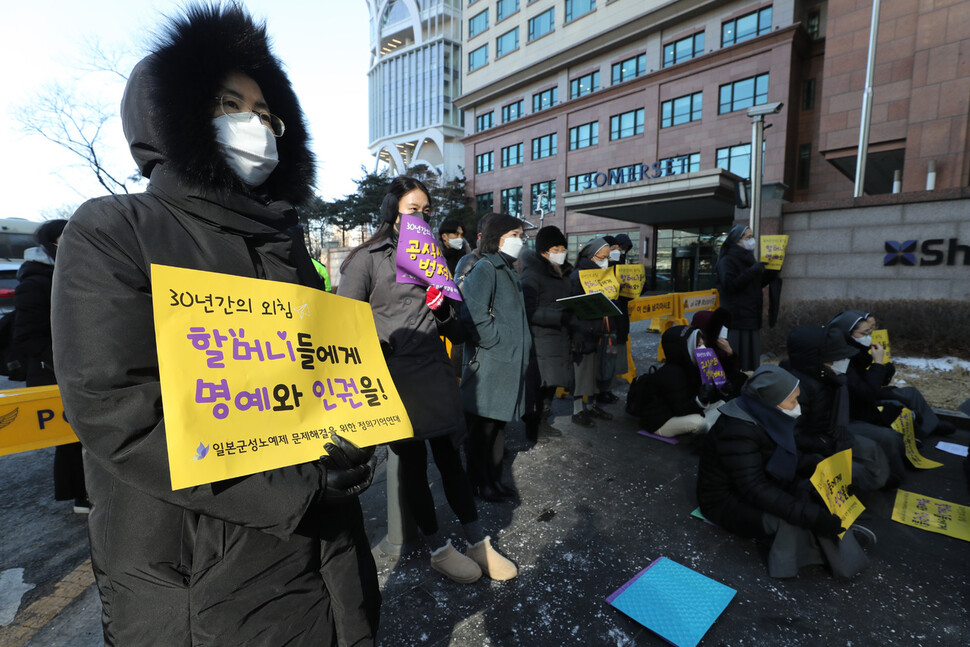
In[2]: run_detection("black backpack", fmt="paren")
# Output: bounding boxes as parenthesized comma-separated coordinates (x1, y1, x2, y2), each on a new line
(625, 364, 661, 421)
(0, 310, 26, 382)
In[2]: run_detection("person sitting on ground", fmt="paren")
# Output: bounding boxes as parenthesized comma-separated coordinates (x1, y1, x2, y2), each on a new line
(697, 365, 874, 579)
(691, 308, 747, 395)
(634, 325, 730, 438)
(781, 326, 903, 491)
(827, 310, 956, 438)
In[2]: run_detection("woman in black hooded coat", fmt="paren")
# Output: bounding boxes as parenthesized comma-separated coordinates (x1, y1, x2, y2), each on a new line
(51, 6, 379, 646)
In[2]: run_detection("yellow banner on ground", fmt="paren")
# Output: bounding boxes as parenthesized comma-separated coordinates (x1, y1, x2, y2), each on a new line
(892, 490, 970, 542)
(891, 408, 943, 468)
(810, 448, 864, 539)
(0, 385, 76, 457)
(870, 329, 891, 363)
(760, 235, 789, 270)
(615, 264, 646, 299)
(628, 294, 675, 323)
(578, 268, 620, 300)
(152, 264, 413, 490)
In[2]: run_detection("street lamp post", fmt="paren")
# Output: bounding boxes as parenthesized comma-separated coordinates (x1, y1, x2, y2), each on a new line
(746, 102, 784, 249)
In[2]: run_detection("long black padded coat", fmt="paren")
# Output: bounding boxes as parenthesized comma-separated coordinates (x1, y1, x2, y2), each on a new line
(715, 243, 776, 330)
(520, 249, 573, 388)
(50, 7, 377, 646)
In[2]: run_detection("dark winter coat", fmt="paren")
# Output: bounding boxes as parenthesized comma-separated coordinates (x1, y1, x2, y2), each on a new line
(460, 253, 532, 421)
(697, 401, 830, 538)
(636, 326, 705, 431)
(568, 256, 611, 355)
(828, 311, 899, 426)
(520, 249, 573, 388)
(337, 236, 466, 441)
(50, 8, 373, 646)
(14, 248, 56, 386)
(715, 243, 776, 330)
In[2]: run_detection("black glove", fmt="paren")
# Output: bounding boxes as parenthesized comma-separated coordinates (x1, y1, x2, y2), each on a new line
(697, 382, 717, 406)
(813, 511, 846, 539)
(319, 434, 377, 502)
(716, 381, 736, 401)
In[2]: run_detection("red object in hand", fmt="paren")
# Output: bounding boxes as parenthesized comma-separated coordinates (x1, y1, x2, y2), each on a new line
(426, 285, 444, 311)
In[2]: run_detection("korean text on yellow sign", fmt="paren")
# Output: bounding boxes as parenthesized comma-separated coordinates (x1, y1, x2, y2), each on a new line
(870, 329, 891, 364)
(891, 408, 942, 469)
(578, 268, 620, 300)
(152, 265, 413, 490)
(892, 490, 970, 542)
(810, 448, 865, 539)
(760, 235, 789, 270)
(615, 264, 646, 299)
(627, 294, 675, 322)
(0, 385, 76, 457)
(679, 289, 718, 314)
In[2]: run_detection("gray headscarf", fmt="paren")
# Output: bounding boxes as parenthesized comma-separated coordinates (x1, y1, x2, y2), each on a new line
(579, 237, 609, 260)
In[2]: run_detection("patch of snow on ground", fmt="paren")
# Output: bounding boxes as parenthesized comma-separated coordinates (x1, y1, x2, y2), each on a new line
(893, 356, 970, 372)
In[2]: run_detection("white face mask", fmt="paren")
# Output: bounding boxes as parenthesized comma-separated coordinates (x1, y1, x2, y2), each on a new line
(548, 251, 567, 266)
(829, 358, 850, 375)
(609, 250, 621, 262)
(779, 403, 802, 418)
(212, 114, 279, 186)
(593, 258, 609, 269)
(447, 237, 464, 250)
(500, 236, 524, 259)
(741, 238, 757, 251)
(855, 334, 872, 347)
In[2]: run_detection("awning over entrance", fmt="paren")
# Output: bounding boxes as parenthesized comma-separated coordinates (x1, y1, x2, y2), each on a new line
(562, 168, 743, 225)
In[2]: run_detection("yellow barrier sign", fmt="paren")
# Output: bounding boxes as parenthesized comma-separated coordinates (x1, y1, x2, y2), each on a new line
(870, 329, 891, 364)
(810, 448, 864, 539)
(0, 385, 76, 456)
(892, 490, 970, 542)
(152, 264, 413, 490)
(615, 264, 646, 299)
(628, 294, 675, 323)
(578, 268, 620, 300)
(760, 235, 789, 270)
(679, 289, 719, 314)
(891, 408, 943, 468)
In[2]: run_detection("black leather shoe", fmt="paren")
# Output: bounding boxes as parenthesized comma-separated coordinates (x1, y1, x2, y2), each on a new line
(596, 391, 619, 404)
(571, 411, 596, 428)
(588, 405, 614, 420)
(540, 422, 563, 437)
(493, 480, 517, 497)
(474, 484, 510, 502)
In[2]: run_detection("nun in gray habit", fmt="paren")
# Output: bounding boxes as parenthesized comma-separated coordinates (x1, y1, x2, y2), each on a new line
(697, 365, 872, 579)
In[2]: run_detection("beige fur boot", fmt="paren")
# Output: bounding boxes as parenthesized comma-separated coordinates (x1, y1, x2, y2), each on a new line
(430, 540, 482, 584)
(467, 536, 518, 581)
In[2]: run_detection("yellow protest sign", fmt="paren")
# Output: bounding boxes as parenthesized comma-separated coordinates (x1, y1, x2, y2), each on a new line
(892, 490, 970, 542)
(891, 408, 943, 468)
(615, 264, 646, 299)
(152, 264, 413, 490)
(870, 329, 891, 363)
(760, 235, 789, 270)
(0, 385, 76, 457)
(628, 294, 674, 323)
(810, 448, 864, 539)
(679, 289, 719, 315)
(578, 268, 620, 300)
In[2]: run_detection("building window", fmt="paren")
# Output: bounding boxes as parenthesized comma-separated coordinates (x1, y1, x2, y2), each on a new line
(611, 53, 647, 85)
(797, 143, 811, 189)
(502, 99, 524, 122)
(475, 151, 494, 173)
(497, 0, 519, 21)
(610, 108, 644, 140)
(531, 180, 557, 213)
(476, 192, 494, 212)
(570, 70, 600, 99)
(469, 9, 489, 38)
(722, 7, 772, 47)
(468, 44, 488, 72)
(661, 92, 703, 128)
(569, 121, 599, 150)
(476, 111, 494, 132)
(663, 32, 705, 68)
(532, 87, 558, 112)
(718, 73, 769, 114)
(501, 143, 523, 167)
(532, 133, 558, 159)
(801, 78, 816, 111)
(657, 153, 701, 176)
(716, 143, 752, 179)
(528, 8, 555, 41)
(565, 0, 595, 22)
(496, 28, 519, 57)
(607, 164, 645, 184)
(500, 187, 523, 216)
(568, 173, 594, 191)
(806, 9, 820, 39)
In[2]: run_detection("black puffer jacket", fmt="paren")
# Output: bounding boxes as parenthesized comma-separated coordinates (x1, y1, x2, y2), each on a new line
(521, 249, 573, 388)
(13, 248, 56, 386)
(636, 326, 704, 431)
(568, 256, 611, 354)
(715, 244, 776, 330)
(828, 311, 899, 426)
(51, 7, 374, 646)
(697, 402, 829, 538)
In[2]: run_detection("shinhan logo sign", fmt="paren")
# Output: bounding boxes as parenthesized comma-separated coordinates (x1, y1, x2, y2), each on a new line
(884, 239, 970, 266)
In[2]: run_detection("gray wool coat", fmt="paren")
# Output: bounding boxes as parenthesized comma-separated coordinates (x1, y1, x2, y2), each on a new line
(460, 253, 532, 421)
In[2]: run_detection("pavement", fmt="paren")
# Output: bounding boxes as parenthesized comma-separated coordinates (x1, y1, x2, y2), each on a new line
(2, 324, 970, 646)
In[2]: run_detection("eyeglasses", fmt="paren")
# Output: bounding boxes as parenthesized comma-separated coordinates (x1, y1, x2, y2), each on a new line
(216, 96, 285, 137)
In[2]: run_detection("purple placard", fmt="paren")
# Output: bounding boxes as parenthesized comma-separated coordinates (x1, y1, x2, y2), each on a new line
(605, 557, 662, 604)
(637, 430, 680, 445)
(694, 347, 727, 387)
(395, 214, 462, 301)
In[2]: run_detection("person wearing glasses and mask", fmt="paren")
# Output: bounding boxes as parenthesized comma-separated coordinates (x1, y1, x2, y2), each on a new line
(52, 6, 379, 646)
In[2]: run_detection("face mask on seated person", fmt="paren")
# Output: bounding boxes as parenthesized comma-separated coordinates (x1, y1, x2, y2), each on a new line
(855, 334, 872, 347)
(829, 358, 850, 375)
(778, 404, 802, 418)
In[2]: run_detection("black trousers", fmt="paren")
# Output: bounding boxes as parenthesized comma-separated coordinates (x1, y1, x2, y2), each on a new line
(465, 414, 508, 488)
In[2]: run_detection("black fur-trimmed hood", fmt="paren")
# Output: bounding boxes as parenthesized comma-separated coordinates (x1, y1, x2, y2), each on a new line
(121, 3, 315, 205)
